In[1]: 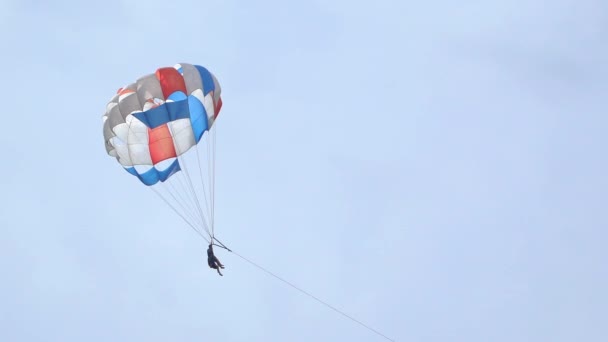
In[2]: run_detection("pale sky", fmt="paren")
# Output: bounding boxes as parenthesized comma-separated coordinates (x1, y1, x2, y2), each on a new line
(1, 1, 607, 341)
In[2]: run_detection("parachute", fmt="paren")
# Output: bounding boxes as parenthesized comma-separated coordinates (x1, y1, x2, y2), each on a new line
(102, 63, 224, 244)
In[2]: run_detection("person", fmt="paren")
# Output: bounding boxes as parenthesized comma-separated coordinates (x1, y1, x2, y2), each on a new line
(207, 244, 225, 276)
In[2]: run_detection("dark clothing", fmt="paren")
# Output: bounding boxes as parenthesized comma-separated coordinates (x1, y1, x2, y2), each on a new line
(208, 255, 221, 269)
(207, 246, 216, 267)
(207, 244, 224, 275)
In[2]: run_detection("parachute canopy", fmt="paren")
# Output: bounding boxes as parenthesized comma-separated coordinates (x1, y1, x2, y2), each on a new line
(102, 63, 222, 185)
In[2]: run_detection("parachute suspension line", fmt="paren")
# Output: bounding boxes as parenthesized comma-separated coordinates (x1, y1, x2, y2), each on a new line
(149, 187, 209, 243)
(171, 170, 208, 231)
(155, 174, 199, 234)
(211, 124, 217, 235)
(177, 154, 212, 239)
(165, 173, 202, 224)
(206, 127, 213, 236)
(159, 180, 202, 232)
(169, 173, 200, 224)
(228, 250, 395, 342)
(194, 143, 212, 230)
(207, 125, 217, 238)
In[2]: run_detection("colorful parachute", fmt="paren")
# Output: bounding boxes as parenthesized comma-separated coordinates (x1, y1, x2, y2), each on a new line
(102, 63, 223, 242)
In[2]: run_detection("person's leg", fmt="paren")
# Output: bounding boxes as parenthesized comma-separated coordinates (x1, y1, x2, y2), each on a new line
(214, 256, 224, 268)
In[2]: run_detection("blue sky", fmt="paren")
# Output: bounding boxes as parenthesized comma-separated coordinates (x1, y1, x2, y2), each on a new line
(1, 0, 607, 341)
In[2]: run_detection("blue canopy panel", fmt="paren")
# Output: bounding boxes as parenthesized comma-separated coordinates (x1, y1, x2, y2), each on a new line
(133, 96, 190, 129)
(124, 159, 181, 186)
(188, 94, 209, 143)
(195, 65, 216, 95)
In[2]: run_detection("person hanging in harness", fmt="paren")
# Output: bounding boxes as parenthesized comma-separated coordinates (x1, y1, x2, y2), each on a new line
(207, 244, 225, 276)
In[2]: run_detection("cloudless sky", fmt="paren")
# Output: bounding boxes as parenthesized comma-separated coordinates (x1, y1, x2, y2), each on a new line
(1, 0, 607, 341)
